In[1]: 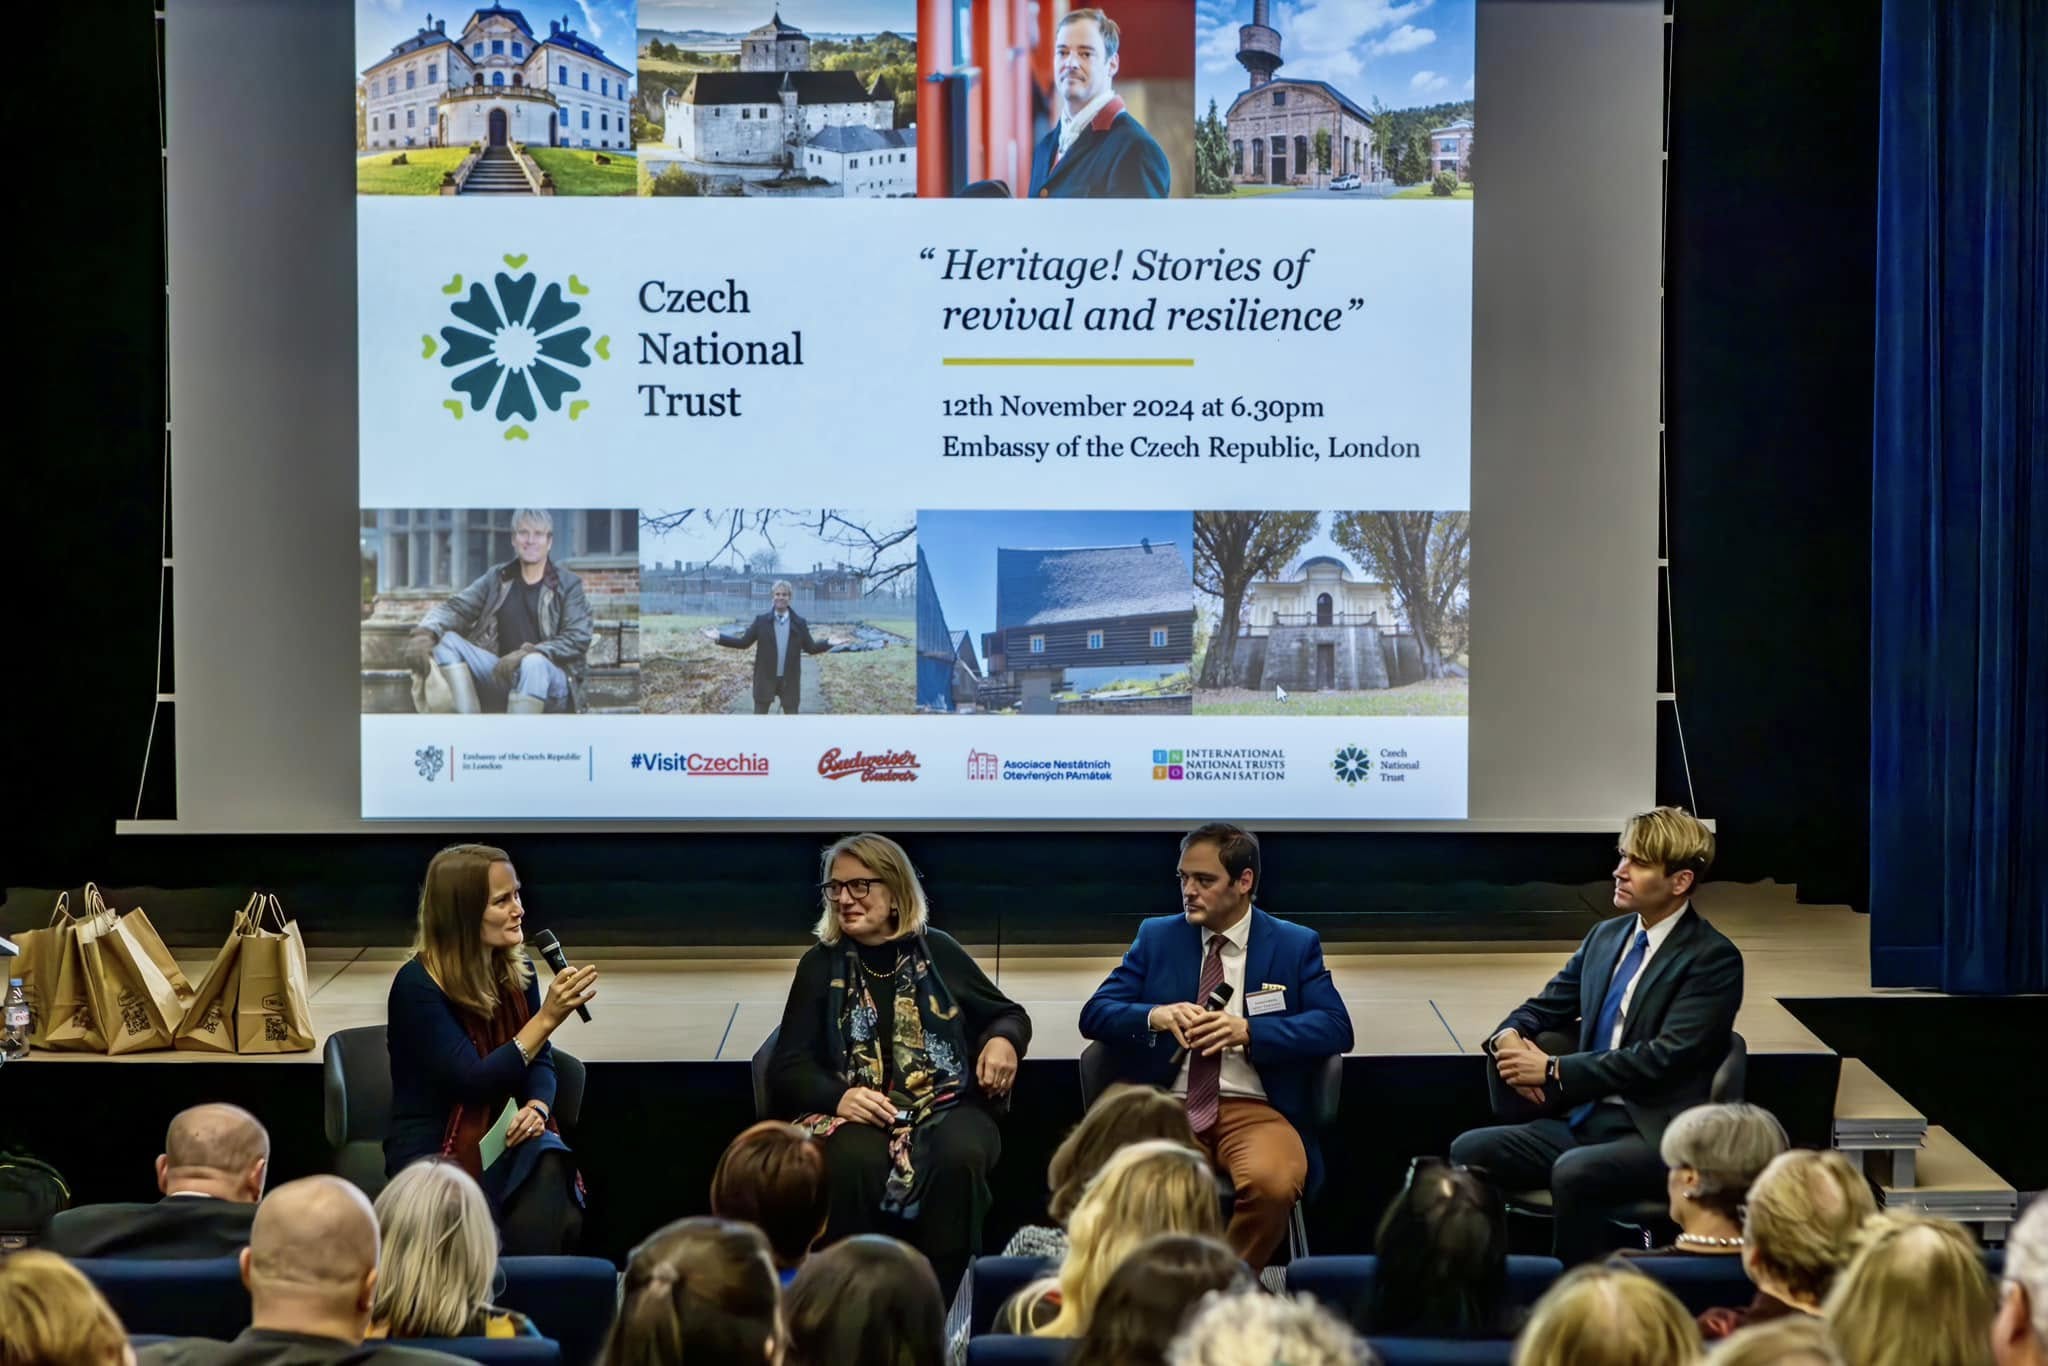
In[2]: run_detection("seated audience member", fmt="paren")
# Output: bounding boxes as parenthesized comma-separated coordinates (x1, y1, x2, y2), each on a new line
(1824, 1212, 1998, 1366)
(1362, 1156, 1516, 1338)
(1994, 1193, 2048, 1366)
(784, 1234, 947, 1366)
(1165, 1290, 1373, 1366)
(1626, 1102, 1787, 1256)
(1450, 807, 1740, 1264)
(1004, 1139, 1225, 1337)
(1070, 1233, 1249, 1366)
(1701, 1148, 1877, 1340)
(1706, 1318, 1846, 1366)
(1080, 823, 1354, 1270)
(769, 832, 1031, 1295)
(712, 1121, 831, 1285)
(368, 1160, 537, 1340)
(0, 1249, 134, 1366)
(39, 1103, 268, 1260)
(601, 1217, 783, 1366)
(1010, 1083, 1199, 1260)
(1512, 1262, 1704, 1366)
(136, 1175, 470, 1365)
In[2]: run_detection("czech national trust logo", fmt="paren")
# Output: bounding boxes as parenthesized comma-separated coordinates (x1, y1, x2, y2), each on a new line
(1332, 745, 1372, 786)
(423, 254, 611, 440)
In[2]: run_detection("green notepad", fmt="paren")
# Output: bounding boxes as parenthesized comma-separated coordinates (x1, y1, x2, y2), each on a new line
(478, 1098, 521, 1171)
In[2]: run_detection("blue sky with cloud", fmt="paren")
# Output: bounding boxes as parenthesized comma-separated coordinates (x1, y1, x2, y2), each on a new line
(638, 2, 913, 36)
(356, 1, 638, 73)
(1195, 0, 1475, 121)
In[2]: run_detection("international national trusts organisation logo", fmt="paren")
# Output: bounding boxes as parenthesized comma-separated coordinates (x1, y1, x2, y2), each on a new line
(413, 746, 446, 782)
(422, 253, 611, 440)
(1150, 747, 1285, 782)
(1332, 745, 1372, 785)
(818, 747, 922, 783)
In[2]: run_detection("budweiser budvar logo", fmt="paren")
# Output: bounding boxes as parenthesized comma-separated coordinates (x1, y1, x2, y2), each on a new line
(817, 747, 922, 783)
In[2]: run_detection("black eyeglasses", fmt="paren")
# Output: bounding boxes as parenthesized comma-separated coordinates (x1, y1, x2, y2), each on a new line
(818, 878, 881, 900)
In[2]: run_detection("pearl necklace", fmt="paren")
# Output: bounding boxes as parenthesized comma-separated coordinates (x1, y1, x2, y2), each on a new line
(1675, 1232, 1745, 1250)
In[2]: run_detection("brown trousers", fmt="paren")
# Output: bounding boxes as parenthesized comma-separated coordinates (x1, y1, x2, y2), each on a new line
(1195, 1097, 1308, 1269)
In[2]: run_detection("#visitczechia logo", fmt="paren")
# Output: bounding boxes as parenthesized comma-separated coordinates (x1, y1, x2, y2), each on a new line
(818, 747, 921, 783)
(423, 254, 611, 440)
(1332, 745, 1372, 786)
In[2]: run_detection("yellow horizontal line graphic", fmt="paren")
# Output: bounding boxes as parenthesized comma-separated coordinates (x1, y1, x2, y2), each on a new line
(941, 357, 1196, 368)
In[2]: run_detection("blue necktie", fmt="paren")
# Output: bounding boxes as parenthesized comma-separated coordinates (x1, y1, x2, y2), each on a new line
(1570, 927, 1650, 1126)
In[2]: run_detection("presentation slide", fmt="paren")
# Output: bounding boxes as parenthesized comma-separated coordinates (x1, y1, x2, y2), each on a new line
(355, 0, 1476, 820)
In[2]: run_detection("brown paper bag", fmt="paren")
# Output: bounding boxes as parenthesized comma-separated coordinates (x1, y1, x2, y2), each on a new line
(93, 897, 195, 1043)
(76, 887, 175, 1055)
(174, 895, 256, 1054)
(236, 895, 314, 1054)
(10, 894, 73, 1045)
(37, 894, 107, 1054)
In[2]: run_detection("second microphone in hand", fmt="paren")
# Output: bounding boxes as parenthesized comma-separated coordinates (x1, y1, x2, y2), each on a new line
(1168, 981, 1234, 1067)
(531, 929, 592, 1023)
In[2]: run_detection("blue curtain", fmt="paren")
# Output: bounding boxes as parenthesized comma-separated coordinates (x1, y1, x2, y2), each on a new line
(1870, 0, 2046, 992)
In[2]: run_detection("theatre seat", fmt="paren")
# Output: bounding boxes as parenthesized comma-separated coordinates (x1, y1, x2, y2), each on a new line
(78, 1255, 248, 1341)
(752, 1026, 780, 1119)
(964, 1255, 1056, 1336)
(497, 1256, 620, 1366)
(1367, 1338, 1515, 1365)
(1285, 1254, 1564, 1319)
(1627, 1253, 1757, 1313)
(965, 1338, 1073, 1365)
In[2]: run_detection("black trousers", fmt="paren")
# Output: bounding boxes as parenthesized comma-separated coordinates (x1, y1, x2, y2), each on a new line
(752, 670, 802, 714)
(498, 1150, 584, 1256)
(1448, 1104, 1664, 1264)
(821, 1104, 1001, 1296)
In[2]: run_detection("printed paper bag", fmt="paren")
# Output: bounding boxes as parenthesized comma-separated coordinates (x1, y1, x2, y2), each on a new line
(100, 903, 196, 1041)
(174, 896, 254, 1054)
(76, 887, 175, 1055)
(37, 895, 107, 1054)
(235, 895, 314, 1054)
(10, 894, 73, 1046)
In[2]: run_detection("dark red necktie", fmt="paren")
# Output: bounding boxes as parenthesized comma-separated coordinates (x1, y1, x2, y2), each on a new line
(1186, 935, 1226, 1135)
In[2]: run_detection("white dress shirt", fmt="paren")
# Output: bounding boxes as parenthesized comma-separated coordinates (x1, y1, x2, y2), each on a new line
(773, 611, 791, 676)
(1595, 902, 1690, 1101)
(1167, 910, 1267, 1103)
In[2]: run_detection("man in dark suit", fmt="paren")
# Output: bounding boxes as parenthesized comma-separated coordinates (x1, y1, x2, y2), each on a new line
(1080, 823, 1353, 1268)
(41, 1103, 267, 1260)
(1027, 8, 1170, 199)
(137, 1176, 467, 1365)
(705, 579, 840, 713)
(1449, 806, 1744, 1264)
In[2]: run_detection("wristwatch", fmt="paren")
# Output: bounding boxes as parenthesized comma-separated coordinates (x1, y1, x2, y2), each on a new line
(1547, 1054, 1561, 1088)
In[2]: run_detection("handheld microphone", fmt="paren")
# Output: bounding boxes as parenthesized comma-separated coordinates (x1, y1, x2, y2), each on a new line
(531, 930, 590, 1023)
(1167, 981, 1234, 1067)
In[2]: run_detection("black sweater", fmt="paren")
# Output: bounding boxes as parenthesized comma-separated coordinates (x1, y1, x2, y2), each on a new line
(768, 929, 1032, 1118)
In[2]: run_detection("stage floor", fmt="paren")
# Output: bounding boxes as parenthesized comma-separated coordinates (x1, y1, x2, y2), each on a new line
(49, 882, 1898, 1065)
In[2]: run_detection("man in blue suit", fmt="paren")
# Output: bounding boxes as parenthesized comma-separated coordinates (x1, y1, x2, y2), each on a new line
(1450, 806, 1743, 1264)
(1080, 823, 1352, 1268)
(1026, 9, 1170, 199)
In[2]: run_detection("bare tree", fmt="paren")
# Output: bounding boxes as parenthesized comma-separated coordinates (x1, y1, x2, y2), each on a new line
(1329, 511, 1471, 678)
(1193, 511, 1320, 688)
(639, 508, 916, 594)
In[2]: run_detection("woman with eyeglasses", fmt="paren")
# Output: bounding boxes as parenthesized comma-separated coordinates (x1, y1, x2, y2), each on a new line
(767, 832, 1032, 1297)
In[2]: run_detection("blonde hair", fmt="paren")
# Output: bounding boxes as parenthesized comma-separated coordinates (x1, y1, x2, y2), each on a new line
(1047, 1084, 1198, 1225)
(512, 508, 554, 535)
(371, 1159, 500, 1339)
(1705, 1316, 1844, 1366)
(412, 843, 534, 1015)
(1165, 1291, 1370, 1366)
(1513, 1262, 1704, 1366)
(1743, 1149, 1879, 1305)
(1620, 806, 1717, 882)
(1659, 1103, 1789, 1220)
(813, 833, 931, 944)
(1024, 1139, 1222, 1338)
(0, 1250, 130, 1366)
(2006, 1193, 2048, 1347)
(1824, 1213, 1997, 1366)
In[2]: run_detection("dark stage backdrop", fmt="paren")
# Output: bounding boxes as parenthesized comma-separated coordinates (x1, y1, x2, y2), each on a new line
(8, 1, 1877, 928)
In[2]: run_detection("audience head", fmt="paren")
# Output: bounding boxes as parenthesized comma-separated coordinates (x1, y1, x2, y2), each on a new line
(243, 1176, 384, 1342)
(156, 1101, 271, 1203)
(1824, 1212, 1997, 1366)
(1368, 1156, 1511, 1336)
(1512, 1262, 1702, 1366)
(1615, 806, 1715, 915)
(1742, 1149, 1880, 1309)
(1070, 1233, 1249, 1366)
(1039, 1138, 1225, 1337)
(814, 832, 929, 946)
(604, 1216, 781, 1366)
(414, 842, 532, 1014)
(1705, 1317, 1845, 1366)
(1995, 1194, 2048, 1366)
(711, 1121, 830, 1273)
(1166, 1290, 1374, 1366)
(369, 1159, 501, 1339)
(1659, 1103, 1789, 1234)
(783, 1234, 945, 1366)
(0, 1250, 133, 1366)
(1048, 1084, 1199, 1225)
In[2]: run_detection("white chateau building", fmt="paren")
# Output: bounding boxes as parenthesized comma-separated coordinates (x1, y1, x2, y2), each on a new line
(361, 7, 633, 151)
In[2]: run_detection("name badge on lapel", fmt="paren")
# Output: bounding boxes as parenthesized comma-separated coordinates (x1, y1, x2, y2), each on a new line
(1246, 987, 1287, 1017)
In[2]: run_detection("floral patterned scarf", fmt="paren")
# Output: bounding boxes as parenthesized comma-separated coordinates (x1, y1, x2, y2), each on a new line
(797, 934, 969, 1218)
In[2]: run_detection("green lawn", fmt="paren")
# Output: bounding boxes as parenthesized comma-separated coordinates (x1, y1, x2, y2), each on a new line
(1195, 677, 1470, 716)
(1391, 184, 1475, 200)
(1195, 184, 1301, 199)
(818, 643, 915, 715)
(866, 617, 914, 641)
(356, 146, 471, 196)
(527, 148, 638, 197)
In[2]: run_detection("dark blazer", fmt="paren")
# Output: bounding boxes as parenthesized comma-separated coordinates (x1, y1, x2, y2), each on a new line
(39, 1196, 255, 1260)
(1079, 907, 1353, 1191)
(1491, 906, 1743, 1147)
(718, 611, 831, 689)
(137, 1329, 469, 1366)
(1028, 103, 1170, 199)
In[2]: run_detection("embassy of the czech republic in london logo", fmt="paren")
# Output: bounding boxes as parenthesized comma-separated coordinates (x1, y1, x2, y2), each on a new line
(423, 254, 611, 439)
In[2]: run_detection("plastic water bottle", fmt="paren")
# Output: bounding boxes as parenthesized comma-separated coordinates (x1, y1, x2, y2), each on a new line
(0, 979, 29, 1064)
